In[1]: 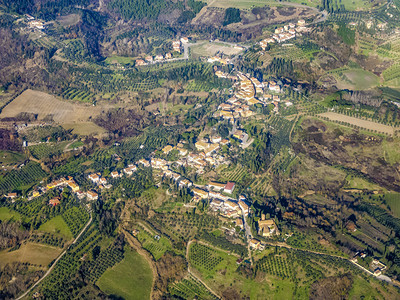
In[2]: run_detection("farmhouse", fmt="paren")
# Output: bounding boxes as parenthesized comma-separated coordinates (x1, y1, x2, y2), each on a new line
(210, 199, 224, 210)
(238, 200, 250, 215)
(88, 173, 101, 183)
(162, 145, 173, 154)
(208, 181, 226, 191)
(87, 190, 99, 201)
(236, 218, 244, 229)
(138, 159, 151, 167)
(49, 197, 60, 206)
(258, 215, 279, 237)
(192, 188, 209, 199)
(224, 182, 235, 194)
(249, 239, 261, 250)
(179, 179, 193, 188)
(4, 192, 18, 199)
(111, 171, 120, 178)
(67, 180, 80, 192)
(195, 141, 209, 151)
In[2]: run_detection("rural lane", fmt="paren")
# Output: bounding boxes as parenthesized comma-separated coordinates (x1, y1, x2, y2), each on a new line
(186, 240, 222, 299)
(122, 228, 158, 300)
(16, 213, 93, 300)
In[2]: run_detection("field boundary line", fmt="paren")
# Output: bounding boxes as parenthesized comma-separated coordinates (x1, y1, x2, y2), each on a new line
(16, 212, 92, 300)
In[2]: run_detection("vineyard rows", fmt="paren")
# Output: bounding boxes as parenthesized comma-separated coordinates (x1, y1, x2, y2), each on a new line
(169, 275, 218, 300)
(62, 88, 96, 103)
(137, 225, 169, 260)
(62, 207, 90, 237)
(29, 142, 68, 160)
(0, 162, 47, 194)
(84, 243, 125, 283)
(189, 243, 223, 272)
(40, 225, 102, 298)
(29, 232, 67, 248)
(219, 164, 247, 182)
(256, 253, 293, 279)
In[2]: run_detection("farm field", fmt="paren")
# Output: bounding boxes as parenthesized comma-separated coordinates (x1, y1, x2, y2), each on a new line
(0, 89, 106, 126)
(169, 274, 218, 300)
(344, 175, 384, 191)
(190, 41, 243, 58)
(189, 242, 296, 298)
(384, 193, 400, 218)
(38, 215, 74, 240)
(97, 248, 153, 300)
(318, 112, 394, 135)
(335, 69, 380, 90)
(0, 242, 62, 267)
(0, 150, 26, 166)
(104, 56, 137, 65)
(137, 225, 171, 260)
(205, 0, 319, 9)
(0, 206, 22, 221)
(62, 122, 107, 136)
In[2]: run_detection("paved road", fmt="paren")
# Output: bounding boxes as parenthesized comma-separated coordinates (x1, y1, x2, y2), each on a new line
(16, 213, 93, 300)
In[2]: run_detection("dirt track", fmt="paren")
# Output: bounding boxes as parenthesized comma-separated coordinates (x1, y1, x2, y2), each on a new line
(122, 229, 158, 300)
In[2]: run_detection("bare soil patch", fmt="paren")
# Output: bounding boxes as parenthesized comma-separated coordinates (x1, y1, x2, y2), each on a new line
(319, 112, 394, 135)
(0, 90, 108, 133)
(56, 14, 81, 27)
(191, 42, 243, 57)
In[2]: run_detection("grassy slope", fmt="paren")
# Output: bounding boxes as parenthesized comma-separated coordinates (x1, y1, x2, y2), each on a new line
(96, 248, 153, 300)
(38, 215, 74, 240)
(0, 207, 22, 221)
(0, 242, 63, 267)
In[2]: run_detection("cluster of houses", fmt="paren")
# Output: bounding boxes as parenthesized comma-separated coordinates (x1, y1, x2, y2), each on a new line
(135, 53, 173, 66)
(159, 140, 231, 174)
(135, 37, 189, 66)
(213, 71, 292, 118)
(25, 14, 45, 30)
(26, 174, 102, 204)
(207, 56, 232, 65)
(259, 19, 309, 49)
(351, 252, 387, 276)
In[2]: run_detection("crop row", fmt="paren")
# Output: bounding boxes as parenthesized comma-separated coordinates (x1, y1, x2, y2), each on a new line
(189, 243, 223, 272)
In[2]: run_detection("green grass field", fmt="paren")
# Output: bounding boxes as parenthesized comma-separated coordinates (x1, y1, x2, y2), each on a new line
(385, 193, 400, 218)
(104, 55, 136, 65)
(97, 248, 153, 300)
(344, 175, 383, 191)
(0, 207, 22, 221)
(38, 215, 74, 240)
(336, 69, 380, 90)
(0, 151, 26, 166)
